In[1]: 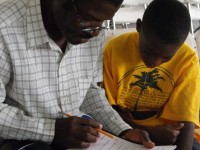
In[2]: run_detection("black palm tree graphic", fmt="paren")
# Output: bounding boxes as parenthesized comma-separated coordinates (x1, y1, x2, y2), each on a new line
(129, 69, 165, 112)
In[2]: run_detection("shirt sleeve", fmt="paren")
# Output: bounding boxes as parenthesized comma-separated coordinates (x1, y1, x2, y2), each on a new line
(0, 40, 55, 143)
(161, 53, 200, 127)
(80, 83, 132, 135)
(80, 35, 132, 135)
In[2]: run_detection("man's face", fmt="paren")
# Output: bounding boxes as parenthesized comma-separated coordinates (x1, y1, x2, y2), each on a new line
(138, 31, 181, 68)
(51, 0, 120, 45)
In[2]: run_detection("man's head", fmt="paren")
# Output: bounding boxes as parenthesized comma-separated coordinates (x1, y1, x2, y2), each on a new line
(136, 0, 191, 68)
(47, 0, 123, 45)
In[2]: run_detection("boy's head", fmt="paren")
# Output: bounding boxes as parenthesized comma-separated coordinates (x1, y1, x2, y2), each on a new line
(136, 0, 191, 68)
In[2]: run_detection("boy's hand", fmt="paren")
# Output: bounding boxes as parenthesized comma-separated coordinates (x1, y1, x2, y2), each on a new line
(51, 117, 102, 150)
(120, 129, 155, 149)
(149, 123, 184, 145)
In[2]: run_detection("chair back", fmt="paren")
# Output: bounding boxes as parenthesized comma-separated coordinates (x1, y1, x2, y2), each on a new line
(194, 30, 200, 58)
(112, 7, 144, 29)
(122, 0, 152, 7)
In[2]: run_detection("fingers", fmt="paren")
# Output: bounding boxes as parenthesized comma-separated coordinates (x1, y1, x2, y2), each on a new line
(66, 124, 99, 148)
(67, 139, 90, 149)
(121, 129, 155, 149)
(161, 123, 183, 144)
(169, 129, 180, 143)
(174, 123, 184, 130)
(69, 117, 101, 141)
(138, 130, 155, 149)
(76, 117, 103, 129)
(80, 142, 90, 149)
(54, 117, 101, 149)
(79, 126, 99, 142)
(165, 122, 184, 130)
(163, 124, 182, 134)
(171, 130, 180, 137)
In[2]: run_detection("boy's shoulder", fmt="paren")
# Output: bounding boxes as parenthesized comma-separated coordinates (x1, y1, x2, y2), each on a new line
(112, 31, 137, 41)
(172, 42, 199, 65)
(179, 42, 197, 57)
(106, 31, 138, 46)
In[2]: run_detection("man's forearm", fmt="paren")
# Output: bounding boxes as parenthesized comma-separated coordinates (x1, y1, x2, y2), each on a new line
(80, 84, 132, 136)
(0, 104, 55, 143)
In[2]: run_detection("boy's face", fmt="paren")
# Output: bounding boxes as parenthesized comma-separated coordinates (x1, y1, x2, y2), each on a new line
(138, 31, 181, 68)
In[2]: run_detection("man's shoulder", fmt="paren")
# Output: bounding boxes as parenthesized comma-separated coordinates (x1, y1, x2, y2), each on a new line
(0, 0, 28, 28)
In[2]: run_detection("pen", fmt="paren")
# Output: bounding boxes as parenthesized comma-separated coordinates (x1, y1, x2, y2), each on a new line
(60, 111, 114, 139)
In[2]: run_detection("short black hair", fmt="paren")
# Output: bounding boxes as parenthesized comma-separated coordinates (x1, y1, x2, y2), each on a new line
(142, 0, 191, 44)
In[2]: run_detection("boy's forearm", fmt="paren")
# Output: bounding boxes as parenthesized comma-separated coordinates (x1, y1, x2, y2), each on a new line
(111, 105, 153, 133)
(175, 122, 194, 150)
(112, 105, 193, 146)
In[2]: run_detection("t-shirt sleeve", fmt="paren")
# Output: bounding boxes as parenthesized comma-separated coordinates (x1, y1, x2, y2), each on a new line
(161, 54, 200, 127)
(103, 41, 118, 105)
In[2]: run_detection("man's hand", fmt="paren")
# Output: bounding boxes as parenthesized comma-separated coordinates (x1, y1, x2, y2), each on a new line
(51, 117, 102, 150)
(120, 129, 155, 149)
(149, 123, 184, 145)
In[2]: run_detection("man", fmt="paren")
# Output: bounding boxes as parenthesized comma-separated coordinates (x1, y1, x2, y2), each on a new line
(0, 0, 155, 149)
(103, 0, 200, 150)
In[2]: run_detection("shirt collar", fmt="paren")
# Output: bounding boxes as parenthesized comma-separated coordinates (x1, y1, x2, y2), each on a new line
(26, 0, 49, 48)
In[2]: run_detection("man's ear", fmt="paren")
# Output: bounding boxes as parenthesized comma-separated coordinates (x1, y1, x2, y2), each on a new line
(136, 18, 142, 33)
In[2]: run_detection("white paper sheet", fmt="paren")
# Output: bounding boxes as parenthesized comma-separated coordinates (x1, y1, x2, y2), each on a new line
(68, 133, 176, 150)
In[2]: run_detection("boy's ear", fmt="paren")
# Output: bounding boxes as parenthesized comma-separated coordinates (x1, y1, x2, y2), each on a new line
(136, 18, 142, 33)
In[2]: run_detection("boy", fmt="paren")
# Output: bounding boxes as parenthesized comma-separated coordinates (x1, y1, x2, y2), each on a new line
(103, 0, 200, 150)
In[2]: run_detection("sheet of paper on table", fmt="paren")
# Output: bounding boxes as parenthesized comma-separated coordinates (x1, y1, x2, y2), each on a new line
(68, 133, 176, 150)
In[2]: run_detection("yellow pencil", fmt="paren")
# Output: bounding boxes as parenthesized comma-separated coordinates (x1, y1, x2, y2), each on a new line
(95, 128, 114, 139)
(60, 112, 114, 139)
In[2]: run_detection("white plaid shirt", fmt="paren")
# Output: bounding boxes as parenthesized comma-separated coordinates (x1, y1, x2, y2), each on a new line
(0, 0, 131, 143)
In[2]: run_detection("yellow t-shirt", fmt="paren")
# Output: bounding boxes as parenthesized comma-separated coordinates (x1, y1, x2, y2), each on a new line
(103, 32, 200, 128)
